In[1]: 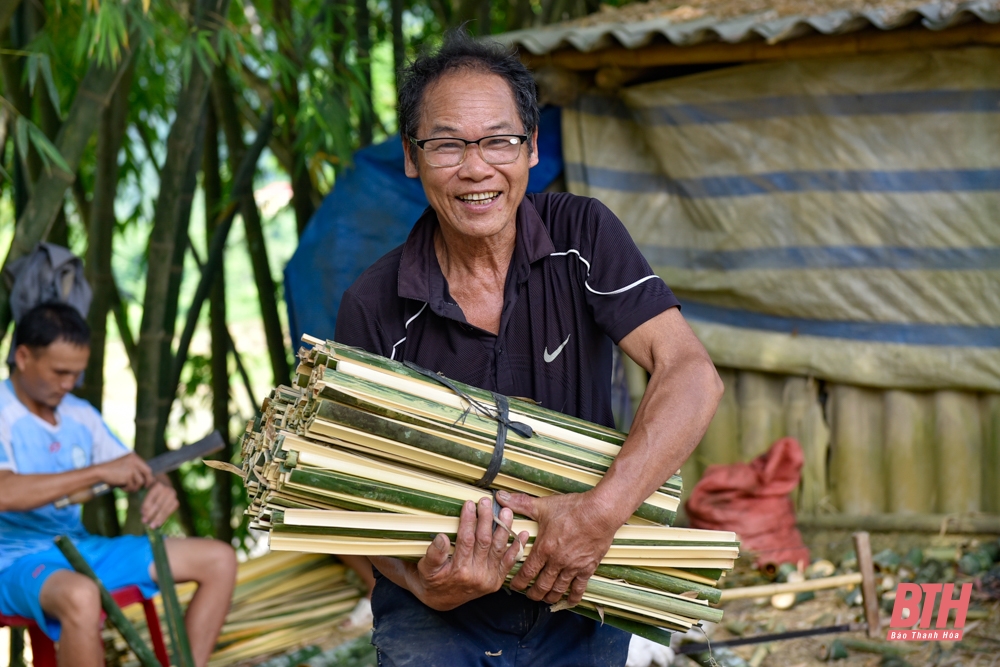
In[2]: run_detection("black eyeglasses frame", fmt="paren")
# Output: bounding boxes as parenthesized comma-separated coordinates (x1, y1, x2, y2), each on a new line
(409, 134, 531, 167)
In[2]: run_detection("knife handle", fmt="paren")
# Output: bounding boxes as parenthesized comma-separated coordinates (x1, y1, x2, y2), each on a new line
(54, 483, 111, 509)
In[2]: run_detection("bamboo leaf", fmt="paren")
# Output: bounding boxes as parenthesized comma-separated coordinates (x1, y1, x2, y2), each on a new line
(27, 54, 39, 96)
(27, 123, 72, 174)
(37, 55, 63, 119)
(14, 115, 29, 166)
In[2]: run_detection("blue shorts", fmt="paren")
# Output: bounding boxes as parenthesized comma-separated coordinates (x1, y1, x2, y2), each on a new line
(370, 574, 630, 667)
(0, 535, 158, 641)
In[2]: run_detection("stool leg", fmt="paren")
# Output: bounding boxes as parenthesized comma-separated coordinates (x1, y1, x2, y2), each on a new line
(141, 598, 171, 667)
(26, 625, 58, 667)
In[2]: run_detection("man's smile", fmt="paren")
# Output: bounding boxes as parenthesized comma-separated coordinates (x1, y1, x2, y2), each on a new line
(457, 191, 501, 206)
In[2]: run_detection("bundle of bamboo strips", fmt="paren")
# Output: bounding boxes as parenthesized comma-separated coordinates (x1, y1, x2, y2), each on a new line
(233, 336, 738, 643)
(115, 552, 365, 667)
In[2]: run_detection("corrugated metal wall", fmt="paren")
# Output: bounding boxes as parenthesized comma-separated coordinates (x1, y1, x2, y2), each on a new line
(668, 366, 1000, 516)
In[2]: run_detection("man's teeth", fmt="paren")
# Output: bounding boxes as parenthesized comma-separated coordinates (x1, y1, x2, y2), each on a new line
(459, 191, 500, 202)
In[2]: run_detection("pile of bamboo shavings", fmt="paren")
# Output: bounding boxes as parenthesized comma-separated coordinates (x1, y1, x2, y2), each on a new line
(234, 336, 738, 644)
(114, 552, 366, 667)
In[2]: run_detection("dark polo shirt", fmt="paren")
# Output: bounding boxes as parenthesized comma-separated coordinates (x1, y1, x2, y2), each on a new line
(334, 192, 680, 428)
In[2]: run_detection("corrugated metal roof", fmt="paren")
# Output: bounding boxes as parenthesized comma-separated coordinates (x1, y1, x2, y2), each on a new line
(495, 0, 1000, 55)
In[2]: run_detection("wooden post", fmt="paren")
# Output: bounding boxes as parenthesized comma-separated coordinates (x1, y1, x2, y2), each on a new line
(830, 385, 885, 514)
(934, 391, 983, 514)
(698, 368, 741, 468)
(737, 371, 785, 461)
(783, 376, 828, 513)
(982, 394, 1000, 513)
(884, 390, 935, 513)
(852, 531, 881, 639)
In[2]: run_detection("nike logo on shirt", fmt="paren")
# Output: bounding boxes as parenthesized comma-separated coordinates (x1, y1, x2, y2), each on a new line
(543, 335, 571, 363)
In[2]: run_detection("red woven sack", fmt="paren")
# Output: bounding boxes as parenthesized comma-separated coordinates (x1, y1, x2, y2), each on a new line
(685, 437, 810, 569)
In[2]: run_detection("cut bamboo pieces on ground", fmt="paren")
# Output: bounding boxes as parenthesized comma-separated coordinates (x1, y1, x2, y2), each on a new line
(115, 552, 366, 667)
(230, 336, 739, 644)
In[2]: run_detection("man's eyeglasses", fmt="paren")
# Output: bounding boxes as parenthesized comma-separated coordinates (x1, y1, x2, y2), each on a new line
(410, 134, 530, 168)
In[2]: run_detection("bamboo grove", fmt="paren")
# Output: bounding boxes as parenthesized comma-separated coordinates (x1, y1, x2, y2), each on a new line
(0, 0, 639, 545)
(231, 337, 739, 644)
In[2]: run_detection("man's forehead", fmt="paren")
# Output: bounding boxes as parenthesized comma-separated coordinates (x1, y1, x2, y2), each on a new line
(25, 341, 90, 361)
(428, 120, 517, 135)
(419, 71, 520, 134)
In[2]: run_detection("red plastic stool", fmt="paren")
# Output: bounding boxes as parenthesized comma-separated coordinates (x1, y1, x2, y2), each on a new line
(0, 584, 170, 667)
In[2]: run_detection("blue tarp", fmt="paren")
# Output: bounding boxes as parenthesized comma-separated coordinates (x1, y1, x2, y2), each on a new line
(285, 106, 563, 346)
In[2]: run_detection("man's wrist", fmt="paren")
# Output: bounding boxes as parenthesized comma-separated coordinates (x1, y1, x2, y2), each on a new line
(88, 462, 111, 486)
(586, 483, 633, 533)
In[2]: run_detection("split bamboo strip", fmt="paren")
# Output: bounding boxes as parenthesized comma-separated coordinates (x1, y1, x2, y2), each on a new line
(302, 340, 682, 495)
(233, 337, 739, 643)
(147, 529, 195, 667)
(719, 573, 863, 601)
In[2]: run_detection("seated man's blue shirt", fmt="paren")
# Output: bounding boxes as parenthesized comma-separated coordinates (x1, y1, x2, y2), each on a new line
(0, 378, 129, 572)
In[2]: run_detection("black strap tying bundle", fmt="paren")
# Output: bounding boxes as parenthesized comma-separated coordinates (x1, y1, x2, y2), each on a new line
(403, 361, 532, 487)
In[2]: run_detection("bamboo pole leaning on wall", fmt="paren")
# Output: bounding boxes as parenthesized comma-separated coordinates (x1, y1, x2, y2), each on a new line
(783, 377, 829, 515)
(982, 394, 1000, 514)
(829, 385, 885, 515)
(934, 391, 982, 514)
(883, 390, 935, 514)
(737, 372, 786, 461)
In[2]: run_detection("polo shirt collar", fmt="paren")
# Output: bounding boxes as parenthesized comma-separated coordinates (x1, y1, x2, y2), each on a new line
(397, 196, 556, 314)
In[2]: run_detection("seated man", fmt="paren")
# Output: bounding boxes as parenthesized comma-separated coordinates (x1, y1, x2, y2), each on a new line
(0, 303, 237, 667)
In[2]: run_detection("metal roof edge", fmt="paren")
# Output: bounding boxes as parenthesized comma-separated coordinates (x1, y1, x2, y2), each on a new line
(493, 0, 1000, 55)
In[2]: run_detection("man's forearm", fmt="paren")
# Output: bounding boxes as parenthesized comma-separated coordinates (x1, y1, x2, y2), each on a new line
(0, 468, 105, 512)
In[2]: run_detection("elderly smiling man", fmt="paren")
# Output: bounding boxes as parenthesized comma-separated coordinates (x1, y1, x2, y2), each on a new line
(334, 31, 723, 667)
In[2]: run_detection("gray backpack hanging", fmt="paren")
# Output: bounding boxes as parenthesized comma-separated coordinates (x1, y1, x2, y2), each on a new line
(4, 243, 93, 364)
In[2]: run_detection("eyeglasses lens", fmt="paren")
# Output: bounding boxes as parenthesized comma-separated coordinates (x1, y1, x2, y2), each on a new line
(423, 136, 522, 167)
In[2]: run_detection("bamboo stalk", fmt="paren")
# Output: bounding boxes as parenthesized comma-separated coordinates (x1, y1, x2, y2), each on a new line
(54, 536, 161, 667)
(167, 105, 275, 412)
(213, 69, 290, 387)
(131, 0, 232, 528)
(0, 28, 141, 339)
(148, 529, 196, 667)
